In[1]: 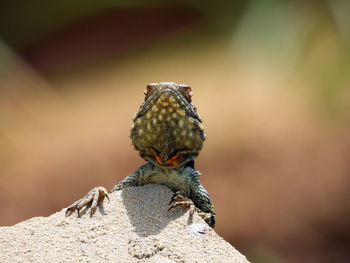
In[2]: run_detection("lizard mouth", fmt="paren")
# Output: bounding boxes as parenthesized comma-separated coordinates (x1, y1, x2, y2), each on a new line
(154, 153, 184, 167)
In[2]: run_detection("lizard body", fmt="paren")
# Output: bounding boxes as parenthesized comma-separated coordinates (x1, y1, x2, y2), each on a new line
(66, 82, 215, 227)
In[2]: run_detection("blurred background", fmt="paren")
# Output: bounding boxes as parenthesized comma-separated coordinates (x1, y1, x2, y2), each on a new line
(0, 0, 350, 262)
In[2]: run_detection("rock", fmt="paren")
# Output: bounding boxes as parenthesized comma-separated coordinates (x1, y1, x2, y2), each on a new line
(0, 184, 249, 263)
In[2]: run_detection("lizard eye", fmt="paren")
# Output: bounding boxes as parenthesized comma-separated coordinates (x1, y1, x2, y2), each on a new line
(178, 84, 192, 102)
(144, 83, 158, 99)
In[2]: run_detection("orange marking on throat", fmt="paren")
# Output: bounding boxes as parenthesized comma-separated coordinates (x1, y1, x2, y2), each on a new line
(155, 155, 162, 164)
(155, 154, 184, 167)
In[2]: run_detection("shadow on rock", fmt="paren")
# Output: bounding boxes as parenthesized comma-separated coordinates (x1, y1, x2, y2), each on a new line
(121, 184, 187, 237)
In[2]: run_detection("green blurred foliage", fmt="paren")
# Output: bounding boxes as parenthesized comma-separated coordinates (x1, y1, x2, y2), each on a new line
(0, 0, 247, 47)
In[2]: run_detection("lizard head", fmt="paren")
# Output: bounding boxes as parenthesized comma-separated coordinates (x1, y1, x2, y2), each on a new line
(130, 82, 206, 168)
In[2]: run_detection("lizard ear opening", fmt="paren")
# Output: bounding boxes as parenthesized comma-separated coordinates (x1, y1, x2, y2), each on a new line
(144, 83, 158, 99)
(178, 84, 193, 102)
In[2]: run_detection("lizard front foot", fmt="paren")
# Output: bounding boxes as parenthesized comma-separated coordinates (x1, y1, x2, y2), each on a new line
(65, 186, 109, 217)
(168, 191, 213, 226)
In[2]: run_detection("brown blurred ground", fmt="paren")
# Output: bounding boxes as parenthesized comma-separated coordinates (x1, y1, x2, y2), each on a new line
(1, 2, 350, 263)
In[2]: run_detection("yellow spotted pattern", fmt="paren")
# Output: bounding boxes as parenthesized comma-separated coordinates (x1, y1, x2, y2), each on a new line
(131, 90, 205, 163)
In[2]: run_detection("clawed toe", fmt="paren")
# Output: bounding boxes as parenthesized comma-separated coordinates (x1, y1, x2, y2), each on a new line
(168, 191, 215, 227)
(65, 186, 109, 217)
(169, 191, 186, 205)
(168, 200, 194, 211)
(168, 191, 196, 224)
(168, 191, 194, 211)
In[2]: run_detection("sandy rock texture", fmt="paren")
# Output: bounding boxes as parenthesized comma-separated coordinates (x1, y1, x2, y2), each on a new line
(0, 184, 249, 263)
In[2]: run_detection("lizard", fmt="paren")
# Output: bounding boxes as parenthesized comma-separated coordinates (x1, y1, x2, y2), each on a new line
(65, 82, 216, 228)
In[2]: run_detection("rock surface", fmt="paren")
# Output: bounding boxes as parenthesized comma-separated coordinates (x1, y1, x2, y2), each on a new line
(0, 184, 249, 263)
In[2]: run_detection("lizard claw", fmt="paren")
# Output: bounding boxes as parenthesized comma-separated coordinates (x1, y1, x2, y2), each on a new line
(168, 191, 215, 227)
(168, 191, 196, 224)
(168, 200, 194, 211)
(168, 191, 187, 205)
(65, 186, 109, 217)
(168, 191, 193, 210)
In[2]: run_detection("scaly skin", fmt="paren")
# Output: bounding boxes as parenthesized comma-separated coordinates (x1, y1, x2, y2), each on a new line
(66, 82, 216, 228)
